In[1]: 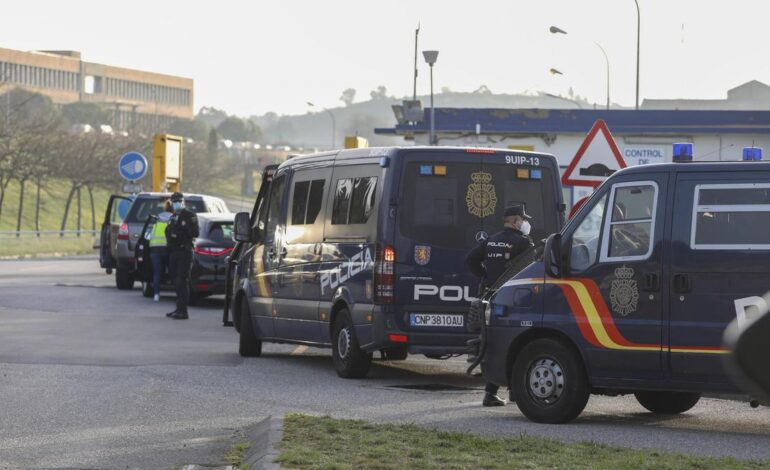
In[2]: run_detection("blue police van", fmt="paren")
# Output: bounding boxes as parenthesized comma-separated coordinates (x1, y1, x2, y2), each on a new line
(226, 146, 564, 378)
(482, 150, 770, 423)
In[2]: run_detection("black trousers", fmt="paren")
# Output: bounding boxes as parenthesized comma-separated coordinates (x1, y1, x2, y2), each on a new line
(485, 383, 500, 394)
(168, 249, 192, 313)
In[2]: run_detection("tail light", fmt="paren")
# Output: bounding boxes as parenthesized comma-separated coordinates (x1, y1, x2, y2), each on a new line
(374, 245, 395, 304)
(194, 246, 234, 256)
(117, 223, 129, 241)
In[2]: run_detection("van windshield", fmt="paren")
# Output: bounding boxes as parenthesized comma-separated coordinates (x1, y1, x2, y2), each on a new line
(399, 160, 556, 250)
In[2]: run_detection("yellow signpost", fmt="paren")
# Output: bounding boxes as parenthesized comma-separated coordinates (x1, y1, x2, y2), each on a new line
(344, 136, 369, 149)
(152, 134, 184, 192)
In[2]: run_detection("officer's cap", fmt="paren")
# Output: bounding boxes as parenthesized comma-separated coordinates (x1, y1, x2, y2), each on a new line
(504, 204, 532, 219)
(170, 192, 184, 202)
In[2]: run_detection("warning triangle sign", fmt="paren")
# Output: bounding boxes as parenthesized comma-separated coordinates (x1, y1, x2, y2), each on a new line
(561, 119, 626, 188)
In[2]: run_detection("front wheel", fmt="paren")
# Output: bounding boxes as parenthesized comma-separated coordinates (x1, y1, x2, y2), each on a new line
(238, 297, 262, 357)
(511, 338, 590, 424)
(634, 391, 701, 414)
(332, 310, 372, 378)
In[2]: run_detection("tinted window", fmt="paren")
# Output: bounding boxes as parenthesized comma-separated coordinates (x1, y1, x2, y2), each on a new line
(399, 161, 557, 249)
(127, 198, 205, 223)
(332, 177, 377, 225)
(265, 175, 286, 240)
(207, 222, 233, 243)
(693, 183, 770, 249)
(291, 179, 326, 225)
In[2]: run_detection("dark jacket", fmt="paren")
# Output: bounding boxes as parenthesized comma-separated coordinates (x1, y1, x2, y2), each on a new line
(465, 227, 534, 290)
(165, 209, 199, 251)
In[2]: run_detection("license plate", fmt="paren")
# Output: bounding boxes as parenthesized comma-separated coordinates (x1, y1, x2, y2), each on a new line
(410, 313, 464, 328)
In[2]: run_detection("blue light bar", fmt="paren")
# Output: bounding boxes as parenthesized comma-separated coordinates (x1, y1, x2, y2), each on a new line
(673, 143, 693, 162)
(530, 169, 542, 179)
(419, 165, 433, 175)
(743, 147, 763, 161)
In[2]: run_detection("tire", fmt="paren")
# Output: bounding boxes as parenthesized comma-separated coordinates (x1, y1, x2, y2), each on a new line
(511, 338, 590, 424)
(238, 297, 262, 357)
(141, 282, 153, 298)
(634, 391, 701, 415)
(115, 267, 135, 290)
(332, 309, 372, 378)
(381, 347, 408, 361)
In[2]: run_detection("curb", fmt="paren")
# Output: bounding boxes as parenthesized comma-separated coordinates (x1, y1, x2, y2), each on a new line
(243, 415, 283, 470)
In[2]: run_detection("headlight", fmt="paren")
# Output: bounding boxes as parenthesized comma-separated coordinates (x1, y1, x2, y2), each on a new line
(484, 301, 491, 325)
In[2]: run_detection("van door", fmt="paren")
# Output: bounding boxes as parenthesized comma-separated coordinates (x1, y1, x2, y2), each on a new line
(247, 172, 288, 338)
(563, 175, 667, 379)
(274, 168, 332, 342)
(100, 195, 132, 270)
(668, 174, 770, 385)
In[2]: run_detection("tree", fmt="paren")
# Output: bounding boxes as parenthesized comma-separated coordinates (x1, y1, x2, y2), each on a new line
(369, 86, 389, 100)
(216, 116, 261, 142)
(61, 102, 108, 128)
(168, 117, 210, 141)
(196, 106, 229, 128)
(207, 128, 219, 159)
(339, 88, 356, 106)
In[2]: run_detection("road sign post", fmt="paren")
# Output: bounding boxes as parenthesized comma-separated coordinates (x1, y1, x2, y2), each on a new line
(118, 152, 148, 194)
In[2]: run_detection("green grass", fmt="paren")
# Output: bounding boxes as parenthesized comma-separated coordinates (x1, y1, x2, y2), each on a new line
(277, 414, 768, 470)
(0, 235, 96, 258)
(224, 442, 252, 469)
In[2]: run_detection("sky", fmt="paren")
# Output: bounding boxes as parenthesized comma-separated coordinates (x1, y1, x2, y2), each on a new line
(3, 0, 770, 116)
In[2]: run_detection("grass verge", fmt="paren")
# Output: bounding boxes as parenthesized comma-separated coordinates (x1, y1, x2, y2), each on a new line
(277, 414, 767, 470)
(224, 442, 252, 469)
(0, 236, 97, 258)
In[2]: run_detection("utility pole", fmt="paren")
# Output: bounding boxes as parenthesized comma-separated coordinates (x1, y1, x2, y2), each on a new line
(412, 23, 420, 101)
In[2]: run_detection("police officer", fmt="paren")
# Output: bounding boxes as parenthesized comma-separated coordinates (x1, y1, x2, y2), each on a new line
(148, 200, 173, 302)
(165, 192, 199, 320)
(466, 204, 535, 406)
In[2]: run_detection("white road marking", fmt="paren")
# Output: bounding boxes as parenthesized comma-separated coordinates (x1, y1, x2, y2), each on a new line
(291, 345, 308, 355)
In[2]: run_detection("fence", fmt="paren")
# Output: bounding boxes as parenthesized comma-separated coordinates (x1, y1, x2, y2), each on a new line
(0, 230, 99, 240)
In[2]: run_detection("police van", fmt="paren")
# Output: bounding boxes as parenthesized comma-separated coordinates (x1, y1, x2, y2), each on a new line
(226, 146, 565, 378)
(482, 148, 770, 423)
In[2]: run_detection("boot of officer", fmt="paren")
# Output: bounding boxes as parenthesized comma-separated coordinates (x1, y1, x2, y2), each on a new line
(465, 204, 535, 407)
(165, 192, 199, 320)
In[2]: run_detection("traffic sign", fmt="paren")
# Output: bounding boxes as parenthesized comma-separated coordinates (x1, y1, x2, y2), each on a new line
(118, 152, 148, 182)
(562, 119, 626, 188)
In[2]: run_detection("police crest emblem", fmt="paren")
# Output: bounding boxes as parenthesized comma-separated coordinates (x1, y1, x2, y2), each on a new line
(465, 172, 497, 218)
(610, 265, 639, 316)
(414, 245, 431, 266)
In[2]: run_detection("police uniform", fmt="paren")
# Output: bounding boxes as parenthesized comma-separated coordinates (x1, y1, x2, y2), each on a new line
(165, 193, 199, 319)
(465, 205, 534, 406)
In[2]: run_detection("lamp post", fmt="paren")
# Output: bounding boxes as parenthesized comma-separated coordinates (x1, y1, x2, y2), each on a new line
(634, 0, 640, 110)
(550, 26, 610, 110)
(422, 50, 439, 145)
(306, 101, 336, 149)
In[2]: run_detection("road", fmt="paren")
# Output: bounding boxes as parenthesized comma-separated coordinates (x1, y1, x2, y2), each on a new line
(1, 258, 769, 468)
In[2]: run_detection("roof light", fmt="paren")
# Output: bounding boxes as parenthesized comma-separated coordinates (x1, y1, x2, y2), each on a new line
(419, 165, 433, 175)
(673, 143, 693, 162)
(434, 165, 447, 176)
(743, 147, 763, 161)
(516, 168, 529, 179)
(530, 169, 542, 179)
(465, 148, 496, 154)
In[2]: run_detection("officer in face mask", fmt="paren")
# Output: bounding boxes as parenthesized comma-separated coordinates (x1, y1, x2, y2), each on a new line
(466, 204, 535, 406)
(165, 192, 199, 320)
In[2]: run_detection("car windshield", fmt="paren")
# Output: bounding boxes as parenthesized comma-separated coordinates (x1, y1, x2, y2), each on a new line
(126, 198, 206, 223)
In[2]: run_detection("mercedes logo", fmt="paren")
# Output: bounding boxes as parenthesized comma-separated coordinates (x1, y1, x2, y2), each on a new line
(475, 231, 488, 243)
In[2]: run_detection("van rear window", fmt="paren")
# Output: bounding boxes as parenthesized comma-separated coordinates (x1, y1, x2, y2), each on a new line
(332, 177, 377, 225)
(127, 198, 205, 223)
(692, 183, 770, 249)
(399, 161, 556, 250)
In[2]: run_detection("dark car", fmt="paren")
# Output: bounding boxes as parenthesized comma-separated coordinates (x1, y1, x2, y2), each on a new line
(135, 213, 235, 303)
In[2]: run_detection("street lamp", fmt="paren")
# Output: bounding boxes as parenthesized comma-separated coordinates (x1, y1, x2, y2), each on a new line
(422, 50, 439, 145)
(306, 101, 336, 149)
(550, 26, 610, 110)
(634, 0, 641, 110)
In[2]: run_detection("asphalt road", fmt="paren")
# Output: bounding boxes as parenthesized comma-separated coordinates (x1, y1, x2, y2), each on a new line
(1, 258, 770, 468)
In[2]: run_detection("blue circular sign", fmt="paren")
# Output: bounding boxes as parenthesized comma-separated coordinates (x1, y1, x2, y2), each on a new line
(118, 152, 148, 181)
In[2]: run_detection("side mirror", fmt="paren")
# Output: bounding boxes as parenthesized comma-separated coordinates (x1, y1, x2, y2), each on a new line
(543, 233, 563, 278)
(233, 212, 253, 242)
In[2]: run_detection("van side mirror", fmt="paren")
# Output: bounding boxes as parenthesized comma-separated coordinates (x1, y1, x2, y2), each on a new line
(233, 212, 253, 242)
(543, 233, 563, 278)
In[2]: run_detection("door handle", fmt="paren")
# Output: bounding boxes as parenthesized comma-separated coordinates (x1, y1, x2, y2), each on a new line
(643, 272, 659, 292)
(280, 247, 288, 259)
(673, 273, 692, 293)
(267, 248, 277, 259)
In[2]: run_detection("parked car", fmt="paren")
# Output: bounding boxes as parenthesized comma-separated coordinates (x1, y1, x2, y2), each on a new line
(99, 192, 229, 290)
(135, 213, 235, 303)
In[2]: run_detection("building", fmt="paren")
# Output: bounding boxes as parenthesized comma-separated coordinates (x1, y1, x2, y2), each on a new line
(0, 47, 193, 131)
(642, 80, 770, 110)
(375, 107, 770, 205)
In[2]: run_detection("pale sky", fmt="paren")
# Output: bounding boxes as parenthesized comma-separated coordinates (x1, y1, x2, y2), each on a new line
(3, 0, 769, 116)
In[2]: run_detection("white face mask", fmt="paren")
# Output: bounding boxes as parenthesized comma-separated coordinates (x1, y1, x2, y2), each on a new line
(519, 220, 531, 236)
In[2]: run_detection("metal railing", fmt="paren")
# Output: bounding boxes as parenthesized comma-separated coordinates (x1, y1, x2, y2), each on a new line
(0, 230, 99, 240)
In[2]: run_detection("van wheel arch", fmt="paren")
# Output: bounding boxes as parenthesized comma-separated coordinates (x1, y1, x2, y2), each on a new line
(233, 290, 246, 333)
(329, 300, 350, 336)
(506, 328, 587, 387)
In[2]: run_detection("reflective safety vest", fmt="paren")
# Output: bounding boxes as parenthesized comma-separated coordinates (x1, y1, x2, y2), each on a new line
(149, 214, 171, 248)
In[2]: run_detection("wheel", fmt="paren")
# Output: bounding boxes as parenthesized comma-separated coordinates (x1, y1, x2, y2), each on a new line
(332, 309, 372, 378)
(511, 338, 590, 423)
(141, 282, 153, 298)
(115, 267, 135, 290)
(634, 391, 701, 414)
(381, 347, 408, 361)
(238, 297, 262, 357)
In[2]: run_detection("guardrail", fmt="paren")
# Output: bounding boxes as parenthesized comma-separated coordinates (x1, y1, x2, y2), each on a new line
(0, 230, 99, 240)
